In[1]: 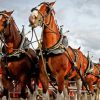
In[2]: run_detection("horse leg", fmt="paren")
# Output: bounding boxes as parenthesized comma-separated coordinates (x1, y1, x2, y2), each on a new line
(69, 82, 77, 100)
(81, 84, 87, 100)
(63, 80, 70, 100)
(2, 88, 10, 100)
(97, 81, 100, 100)
(20, 82, 27, 100)
(97, 87, 100, 100)
(81, 85, 87, 100)
(26, 80, 34, 100)
(88, 83, 95, 100)
(76, 79, 82, 100)
(56, 73, 64, 100)
(39, 73, 49, 100)
(27, 80, 39, 100)
(63, 87, 69, 100)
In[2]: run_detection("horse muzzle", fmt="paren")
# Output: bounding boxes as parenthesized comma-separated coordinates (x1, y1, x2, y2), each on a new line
(29, 15, 36, 27)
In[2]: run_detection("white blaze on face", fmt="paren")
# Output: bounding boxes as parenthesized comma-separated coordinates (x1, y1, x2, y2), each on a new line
(31, 10, 38, 18)
(0, 15, 2, 20)
(31, 4, 43, 18)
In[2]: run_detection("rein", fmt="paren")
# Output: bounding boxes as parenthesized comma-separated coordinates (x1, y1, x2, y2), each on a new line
(32, 28, 50, 81)
(0, 32, 8, 48)
(31, 4, 58, 35)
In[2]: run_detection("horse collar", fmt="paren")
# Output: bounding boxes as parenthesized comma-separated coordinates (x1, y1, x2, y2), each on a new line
(43, 35, 68, 55)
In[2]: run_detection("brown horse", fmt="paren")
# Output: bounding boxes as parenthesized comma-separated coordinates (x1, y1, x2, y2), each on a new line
(84, 62, 100, 97)
(80, 61, 100, 100)
(29, 2, 90, 100)
(0, 11, 39, 99)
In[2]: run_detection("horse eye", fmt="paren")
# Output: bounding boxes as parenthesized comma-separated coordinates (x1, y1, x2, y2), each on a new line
(0, 15, 2, 20)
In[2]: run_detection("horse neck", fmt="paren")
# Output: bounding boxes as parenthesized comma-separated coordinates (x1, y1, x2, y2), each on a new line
(4, 19, 21, 49)
(42, 14, 60, 48)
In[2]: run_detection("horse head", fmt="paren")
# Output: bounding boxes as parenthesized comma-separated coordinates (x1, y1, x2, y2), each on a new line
(0, 11, 22, 54)
(0, 11, 13, 35)
(29, 2, 61, 49)
(29, 2, 55, 28)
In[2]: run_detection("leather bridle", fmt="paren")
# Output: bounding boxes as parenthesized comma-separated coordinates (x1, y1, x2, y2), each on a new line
(31, 2, 54, 29)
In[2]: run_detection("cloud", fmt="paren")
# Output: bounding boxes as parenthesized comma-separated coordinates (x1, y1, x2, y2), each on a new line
(53, 0, 100, 62)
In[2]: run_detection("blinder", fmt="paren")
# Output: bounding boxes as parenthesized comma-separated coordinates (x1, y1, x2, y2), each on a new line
(31, 2, 53, 17)
(30, 2, 53, 27)
(31, 2, 50, 12)
(3, 20, 8, 28)
(0, 12, 11, 28)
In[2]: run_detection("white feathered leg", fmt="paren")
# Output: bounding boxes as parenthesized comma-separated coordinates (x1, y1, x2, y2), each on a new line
(56, 91, 64, 100)
(76, 79, 82, 100)
(63, 87, 70, 100)
(42, 91, 50, 100)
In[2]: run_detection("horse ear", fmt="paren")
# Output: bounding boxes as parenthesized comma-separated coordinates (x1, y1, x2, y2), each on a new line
(78, 46, 81, 50)
(49, 1, 56, 7)
(6, 10, 14, 16)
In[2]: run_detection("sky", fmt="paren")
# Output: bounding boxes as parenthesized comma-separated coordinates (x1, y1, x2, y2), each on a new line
(0, 0, 100, 62)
